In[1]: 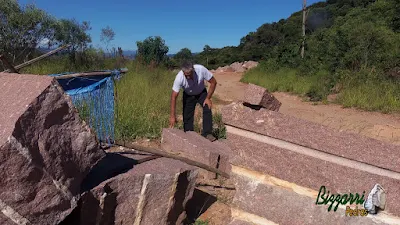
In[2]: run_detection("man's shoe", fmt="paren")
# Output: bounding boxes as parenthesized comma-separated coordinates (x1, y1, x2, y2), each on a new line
(205, 134, 217, 142)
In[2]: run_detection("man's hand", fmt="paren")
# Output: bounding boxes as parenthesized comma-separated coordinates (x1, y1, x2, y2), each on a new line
(203, 98, 213, 109)
(169, 115, 177, 128)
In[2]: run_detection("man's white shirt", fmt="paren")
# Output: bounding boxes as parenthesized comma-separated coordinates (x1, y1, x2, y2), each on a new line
(172, 64, 213, 95)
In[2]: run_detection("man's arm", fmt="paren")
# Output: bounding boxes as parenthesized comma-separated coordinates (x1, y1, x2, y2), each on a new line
(170, 91, 179, 118)
(206, 77, 217, 100)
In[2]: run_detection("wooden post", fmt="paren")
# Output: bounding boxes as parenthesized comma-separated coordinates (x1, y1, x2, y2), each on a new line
(301, 0, 307, 59)
(114, 141, 231, 179)
(0, 55, 19, 73)
(1, 45, 70, 73)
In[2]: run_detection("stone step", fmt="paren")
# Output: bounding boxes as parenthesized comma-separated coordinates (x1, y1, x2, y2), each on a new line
(221, 102, 400, 173)
(231, 166, 400, 225)
(161, 128, 233, 179)
(225, 131, 400, 218)
(229, 219, 258, 225)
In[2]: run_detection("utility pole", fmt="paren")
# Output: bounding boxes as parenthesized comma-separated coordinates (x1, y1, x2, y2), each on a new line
(301, 0, 307, 59)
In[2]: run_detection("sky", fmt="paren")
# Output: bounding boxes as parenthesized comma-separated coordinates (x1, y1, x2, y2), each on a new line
(20, 0, 323, 54)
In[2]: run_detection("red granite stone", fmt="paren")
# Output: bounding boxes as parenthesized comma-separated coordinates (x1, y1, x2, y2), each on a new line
(228, 219, 256, 225)
(221, 102, 400, 173)
(233, 173, 391, 225)
(0, 212, 16, 225)
(161, 128, 233, 178)
(0, 73, 105, 224)
(76, 157, 198, 225)
(227, 133, 400, 217)
(243, 83, 281, 111)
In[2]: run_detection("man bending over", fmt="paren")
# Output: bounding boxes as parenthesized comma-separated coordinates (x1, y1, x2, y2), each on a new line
(169, 61, 217, 142)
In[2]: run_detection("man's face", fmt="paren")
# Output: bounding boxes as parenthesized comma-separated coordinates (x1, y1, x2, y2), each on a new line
(183, 70, 193, 79)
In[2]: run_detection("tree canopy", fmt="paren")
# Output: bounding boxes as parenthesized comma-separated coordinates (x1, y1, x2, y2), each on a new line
(136, 36, 169, 65)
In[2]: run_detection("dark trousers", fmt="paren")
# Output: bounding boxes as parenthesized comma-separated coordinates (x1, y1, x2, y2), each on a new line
(183, 88, 213, 137)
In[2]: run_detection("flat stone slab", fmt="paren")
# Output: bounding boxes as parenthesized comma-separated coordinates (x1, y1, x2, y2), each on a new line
(232, 172, 394, 225)
(161, 128, 233, 178)
(228, 219, 256, 225)
(243, 83, 281, 111)
(73, 157, 198, 225)
(221, 102, 400, 173)
(0, 73, 105, 224)
(227, 133, 400, 217)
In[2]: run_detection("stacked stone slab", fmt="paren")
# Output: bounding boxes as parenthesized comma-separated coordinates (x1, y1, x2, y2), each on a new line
(161, 128, 233, 179)
(0, 73, 106, 224)
(221, 102, 400, 225)
(71, 156, 198, 225)
(243, 83, 281, 111)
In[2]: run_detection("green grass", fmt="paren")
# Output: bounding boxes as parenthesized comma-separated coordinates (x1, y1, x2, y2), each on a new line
(114, 61, 179, 140)
(338, 80, 400, 113)
(193, 219, 209, 225)
(241, 67, 320, 95)
(114, 61, 226, 140)
(19, 57, 226, 141)
(241, 66, 400, 113)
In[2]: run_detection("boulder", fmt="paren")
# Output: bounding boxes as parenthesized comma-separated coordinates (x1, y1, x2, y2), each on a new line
(161, 128, 233, 179)
(243, 83, 281, 111)
(0, 73, 105, 224)
(242, 61, 258, 70)
(230, 62, 245, 73)
(74, 157, 198, 225)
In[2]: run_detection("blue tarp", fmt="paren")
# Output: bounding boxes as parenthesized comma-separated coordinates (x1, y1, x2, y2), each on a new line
(49, 70, 123, 144)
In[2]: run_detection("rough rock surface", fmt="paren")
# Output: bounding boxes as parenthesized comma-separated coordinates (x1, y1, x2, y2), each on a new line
(0, 73, 105, 224)
(243, 83, 281, 111)
(214, 61, 258, 73)
(232, 173, 390, 225)
(242, 61, 258, 70)
(228, 219, 256, 225)
(221, 102, 400, 173)
(227, 133, 400, 217)
(161, 128, 233, 179)
(230, 62, 246, 73)
(73, 157, 198, 225)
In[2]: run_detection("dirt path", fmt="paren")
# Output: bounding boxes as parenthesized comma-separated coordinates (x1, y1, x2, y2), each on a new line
(213, 71, 400, 145)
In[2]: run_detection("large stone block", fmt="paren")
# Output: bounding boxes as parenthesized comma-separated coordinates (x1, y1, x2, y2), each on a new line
(74, 157, 198, 225)
(243, 84, 281, 111)
(226, 133, 400, 217)
(232, 172, 394, 225)
(221, 102, 400, 173)
(161, 128, 233, 179)
(0, 73, 105, 224)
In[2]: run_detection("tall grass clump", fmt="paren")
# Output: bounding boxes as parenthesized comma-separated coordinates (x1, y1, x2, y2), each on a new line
(240, 60, 328, 99)
(114, 61, 179, 140)
(337, 69, 400, 113)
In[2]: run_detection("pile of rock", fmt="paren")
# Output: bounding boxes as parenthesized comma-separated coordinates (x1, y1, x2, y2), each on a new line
(0, 73, 199, 225)
(212, 61, 259, 73)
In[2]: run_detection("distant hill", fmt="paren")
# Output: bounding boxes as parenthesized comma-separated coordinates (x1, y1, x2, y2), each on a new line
(192, 0, 400, 72)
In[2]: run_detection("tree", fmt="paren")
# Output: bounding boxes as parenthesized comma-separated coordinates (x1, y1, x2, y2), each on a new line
(100, 26, 115, 53)
(53, 19, 92, 52)
(173, 48, 193, 65)
(0, 0, 56, 64)
(301, 0, 307, 59)
(203, 45, 212, 66)
(136, 36, 169, 65)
